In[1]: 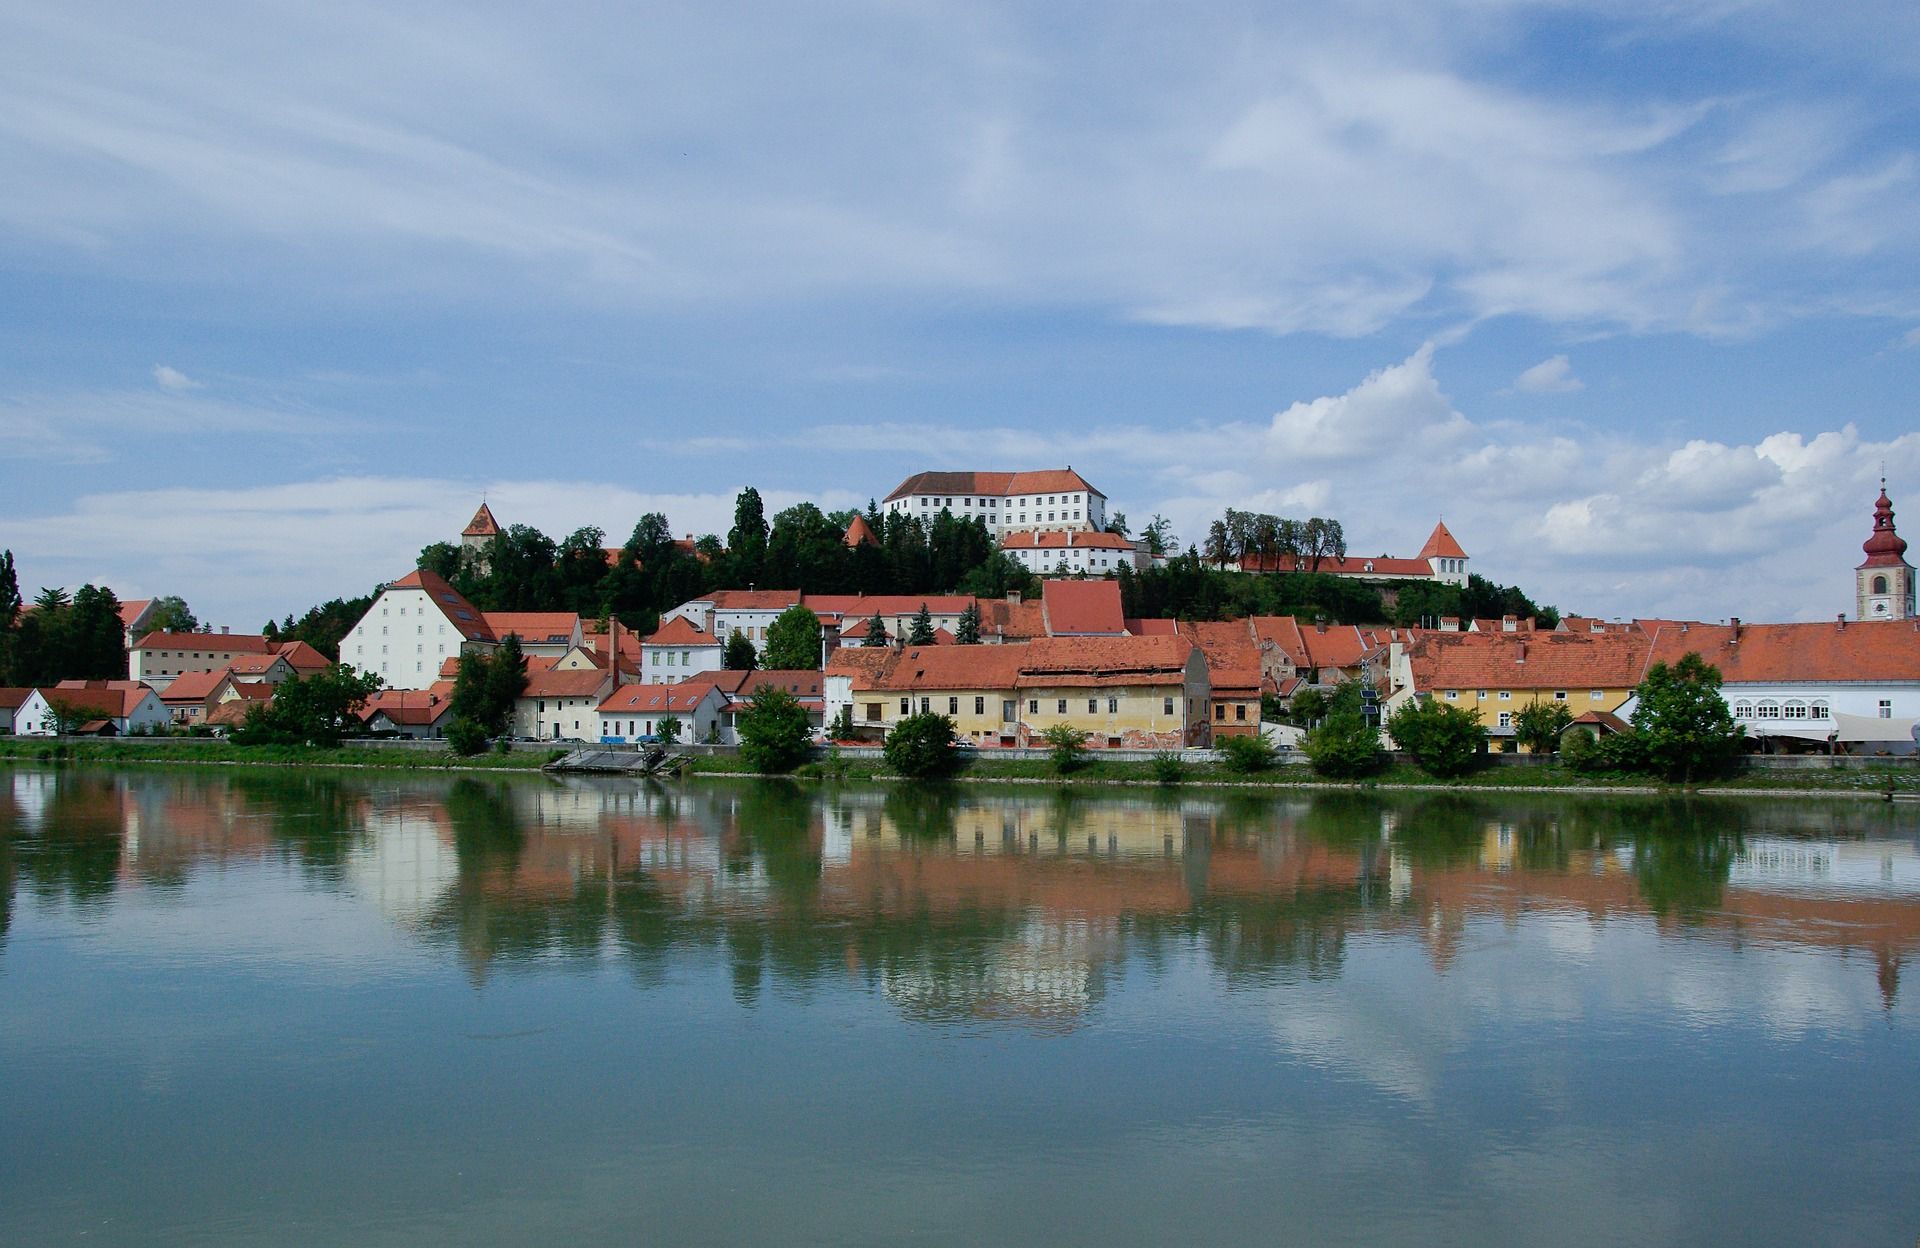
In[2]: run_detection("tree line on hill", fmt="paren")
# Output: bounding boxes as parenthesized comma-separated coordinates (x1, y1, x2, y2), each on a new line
(253, 487, 1557, 659)
(0, 552, 131, 686)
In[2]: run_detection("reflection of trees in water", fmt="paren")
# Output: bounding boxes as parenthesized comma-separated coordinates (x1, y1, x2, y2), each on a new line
(1133, 884, 1364, 988)
(13, 773, 123, 906)
(0, 822, 13, 949)
(226, 770, 370, 879)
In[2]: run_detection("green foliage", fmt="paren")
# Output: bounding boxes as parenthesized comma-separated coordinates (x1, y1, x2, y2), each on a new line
(450, 637, 528, 737)
(1513, 701, 1575, 754)
(145, 595, 199, 634)
(907, 603, 936, 646)
(955, 601, 982, 645)
(1629, 653, 1745, 782)
(5, 582, 127, 685)
(261, 593, 376, 661)
(723, 630, 759, 671)
(884, 712, 962, 779)
(738, 686, 813, 774)
(828, 704, 856, 741)
(1288, 687, 1328, 727)
(860, 613, 890, 647)
(1385, 697, 1486, 777)
(1217, 732, 1278, 773)
(445, 716, 488, 756)
(1302, 684, 1383, 778)
(657, 714, 682, 744)
(231, 664, 383, 748)
(763, 606, 822, 670)
(1042, 723, 1088, 774)
(1149, 751, 1185, 784)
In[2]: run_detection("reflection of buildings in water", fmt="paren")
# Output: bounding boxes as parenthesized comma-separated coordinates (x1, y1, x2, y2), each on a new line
(1729, 837, 1920, 897)
(347, 804, 460, 924)
(877, 917, 1109, 1028)
(9, 770, 55, 831)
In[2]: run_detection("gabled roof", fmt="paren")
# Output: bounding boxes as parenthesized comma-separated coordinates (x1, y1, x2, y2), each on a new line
(1239, 553, 1436, 577)
(705, 589, 803, 612)
(0, 687, 34, 711)
(1001, 529, 1134, 551)
(1041, 580, 1127, 636)
(829, 635, 1197, 692)
(1641, 619, 1920, 684)
(642, 615, 719, 647)
(159, 669, 230, 704)
(274, 640, 330, 671)
(1125, 617, 1179, 636)
(1418, 520, 1467, 561)
(362, 685, 455, 725)
(38, 685, 153, 718)
(133, 630, 275, 653)
(206, 699, 258, 728)
(463, 502, 500, 538)
(599, 683, 720, 714)
(978, 598, 1046, 641)
(483, 612, 581, 644)
(803, 594, 974, 621)
(1407, 631, 1652, 692)
(520, 668, 614, 699)
(884, 468, 1103, 502)
(388, 569, 496, 642)
(225, 653, 290, 677)
(117, 599, 154, 628)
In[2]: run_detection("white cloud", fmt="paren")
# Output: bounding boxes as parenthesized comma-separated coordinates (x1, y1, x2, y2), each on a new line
(152, 364, 199, 391)
(1266, 344, 1469, 460)
(1504, 354, 1584, 395)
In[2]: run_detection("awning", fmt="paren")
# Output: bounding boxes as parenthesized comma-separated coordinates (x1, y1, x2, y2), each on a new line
(1833, 712, 1919, 745)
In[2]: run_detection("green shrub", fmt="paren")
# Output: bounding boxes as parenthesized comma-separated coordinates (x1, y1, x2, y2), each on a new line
(1513, 701, 1574, 754)
(1042, 724, 1088, 774)
(1386, 698, 1486, 778)
(1218, 733, 1278, 774)
(739, 687, 814, 774)
(1302, 711, 1383, 779)
(1149, 751, 1185, 785)
(445, 717, 488, 757)
(884, 713, 961, 779)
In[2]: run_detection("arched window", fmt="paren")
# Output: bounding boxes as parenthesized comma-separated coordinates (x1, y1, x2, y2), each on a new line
(1732, 701, 1753, 719)
(1755, 700, 1781, 719)
(1783, 700, 1808, 720)
(1810, 700, 1830, 719)
(1873, 574, 1889, 594)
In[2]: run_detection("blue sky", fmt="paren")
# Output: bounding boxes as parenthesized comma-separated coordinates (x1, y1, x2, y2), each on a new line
(3, 0, 1918, 628)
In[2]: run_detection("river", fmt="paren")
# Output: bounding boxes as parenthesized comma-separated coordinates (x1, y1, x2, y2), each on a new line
(2, 767, 1916, 1246)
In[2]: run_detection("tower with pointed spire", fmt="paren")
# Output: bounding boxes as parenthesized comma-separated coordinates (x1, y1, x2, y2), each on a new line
(461, 501, 501, 575)
(1856, 480, 1915, 621)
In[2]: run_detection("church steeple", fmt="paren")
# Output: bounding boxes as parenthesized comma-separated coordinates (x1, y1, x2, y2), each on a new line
(1856, 480, 1915, 620)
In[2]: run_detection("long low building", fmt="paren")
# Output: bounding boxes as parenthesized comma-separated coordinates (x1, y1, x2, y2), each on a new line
(825, 634, 1210, 748)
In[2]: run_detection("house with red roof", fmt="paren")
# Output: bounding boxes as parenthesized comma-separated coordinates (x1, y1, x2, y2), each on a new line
(361, 685, 457, 738)
(883, 468, 1109, 537)
(1385, 629, 1652, 745)
(0, 688, 35, 734)
(340, 569, 497, 690)
(640, 614, 724, 685)
(513, 666, 617, 740)
(16, 684, 169, 736)
(1040, 580, 1127, 637)
(129, 629, 277, 691)
(482, 612, 583, 658)
(1233, 521, 1470, 587)
(825, 634, 1209, 748)
(1000, 529, 1143, 575)
(597, 682, 726, 744)
(679, 669, 825, 743)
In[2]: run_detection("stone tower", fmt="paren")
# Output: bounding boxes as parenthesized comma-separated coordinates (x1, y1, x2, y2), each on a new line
(461, 502, 500, 575)
(1856, 482, 1915, 621)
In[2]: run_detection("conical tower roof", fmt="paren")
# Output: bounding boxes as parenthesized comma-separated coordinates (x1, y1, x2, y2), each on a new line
(1418, 520, 1466, 561)
(1858, 486, 1910, 569)
(463, 502, 500, 538)
(844, 513, 879, 548)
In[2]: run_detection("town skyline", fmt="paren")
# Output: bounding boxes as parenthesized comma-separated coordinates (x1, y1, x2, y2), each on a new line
(3, 2, 1918, 627)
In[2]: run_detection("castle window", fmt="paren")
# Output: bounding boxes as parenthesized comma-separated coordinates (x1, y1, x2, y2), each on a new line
(1872, 575, 1888, 594)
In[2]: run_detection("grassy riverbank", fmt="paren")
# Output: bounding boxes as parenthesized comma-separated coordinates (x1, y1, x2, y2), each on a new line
(4, 737, 1913, 795)
(0, 738, 559, 772)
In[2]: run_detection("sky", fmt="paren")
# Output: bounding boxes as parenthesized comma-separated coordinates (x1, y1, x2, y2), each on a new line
(3, 0, 1918, 629)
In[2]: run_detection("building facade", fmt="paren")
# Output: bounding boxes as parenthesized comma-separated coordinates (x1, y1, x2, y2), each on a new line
(340, 569, 497, 691)
(882, 469, 1108, 537)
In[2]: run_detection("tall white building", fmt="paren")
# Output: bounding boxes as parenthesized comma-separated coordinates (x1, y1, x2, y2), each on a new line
(340, 569, 497, 691)
(882, 469, 1107, 537)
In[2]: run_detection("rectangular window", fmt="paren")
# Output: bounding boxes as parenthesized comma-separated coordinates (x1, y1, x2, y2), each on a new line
(1498, 711, 1512, 728)
(865, 703, 881, 722)
(975, 697, 984, 715)
(948, 697, 958, 714)
(1163, 697, 1174, 716)
(1028, 699, 1038, 714)
(1087, 699, 1097, 714)
(1444, 690, 1457, 700)
(1215, 703, 1226, 721)
(1554, 691, 1567, 701)
(1881, 699, 1894, 719)
(1107, 698, 1117, 714)
(1498, 691, 1511, 700)
(1235, 704, 1246, 721)
(1056, 699, 1067, 714)
(1591, 690, 1604, 700)
(1477, 690, 1486, 700)
(920, 697, 930, 714)
(900, 697, 910, 714)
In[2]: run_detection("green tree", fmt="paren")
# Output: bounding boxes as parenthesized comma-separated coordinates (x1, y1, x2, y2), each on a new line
(728, 487, 770, 584)
(1106, 512, 1130, 538)
(233, 665, 383, 748)
(1041, 724, 1088, 774)
(1302, 684, 1383, 778)
(738, 686, 812, 773)
(828, 704, 856, 741)
(445, 716, 488, 756)
(907, 603, 936, 645)
(1142, 515, 1175, 558)
(0, 550, 17, 682)
(884, 712, 962, 779)
(450, 638, 527, 738)
(145, 595, 199, 634)
(1386, 697, 1486, 777)
(723, 630, 759, 671)
(1630, 653, 1745, 782)
(657, 714, 682, 744)
(954, 601, 982, 645)
(1289, 688, 1329, 727)
(861, 613, 890, 647)
(1218, 732, 1278, 773)
(763, 606, 822, 670)
(1513, 701, 1575, 754)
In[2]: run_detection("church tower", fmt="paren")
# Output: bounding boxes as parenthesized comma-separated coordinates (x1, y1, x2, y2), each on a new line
(1856, 482, 1915, 621)
(461, 501, 500, 575)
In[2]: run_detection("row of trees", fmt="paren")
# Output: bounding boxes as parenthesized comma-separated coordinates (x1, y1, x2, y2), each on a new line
(1202, 510, 1348, 570)
(0, 553, 131, 686)
(1113, 555, 1557, 630)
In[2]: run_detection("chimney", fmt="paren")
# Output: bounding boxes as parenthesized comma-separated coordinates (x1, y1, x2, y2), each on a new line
(1837, 614, 1847, 631)
(221, 625, 229, 635)
(1516, 641, 1527, 664)
(1502, 614, 1518, 633)
(1730, 617, 1741, 642)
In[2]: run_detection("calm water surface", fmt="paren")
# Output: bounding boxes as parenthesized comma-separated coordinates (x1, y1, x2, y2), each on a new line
(2, 767, 1917, 1246)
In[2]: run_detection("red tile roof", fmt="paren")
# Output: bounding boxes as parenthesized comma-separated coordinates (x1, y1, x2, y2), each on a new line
(830, 635, 1196, 692)
(1417, 520, 1467, 560)
(599, 684, 718, 714)
(885, 468, 1103, 502)
(844, 514, 879, 547)
(389, 569, 495, 642)
(978, 598, 1046, 641)
(1125, 617, 1179, 636)
(274, 641, 330, 671)
(463, 502, 500, 538)
(206, 699, 258, 728)
(362, 686, 454, 726)
(224, 653, 289, 677)
(39, 685, 152, 718)
(1239, 553, 1435, 577)
(1041, 580, 1127, 636)
(1407, 631, 1652, 692)
(159, 669, 230, 704)
(132, 630, 275, 653)
(483, 612, 581, 644)
(520, 668, 615, 699)
(0, 687, 34, 711)
(1641, 619, 1920, 684)
(705, 589, 804, 612)
(117, 599, 153, 628)
(643, 615, 719, 647)
(1000, 529, 1134, 551)
(804, 594, 974, 621)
